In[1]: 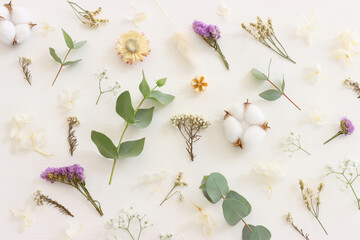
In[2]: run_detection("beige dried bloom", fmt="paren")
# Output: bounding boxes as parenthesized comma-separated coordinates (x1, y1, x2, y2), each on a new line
(191, 75, 208, 93)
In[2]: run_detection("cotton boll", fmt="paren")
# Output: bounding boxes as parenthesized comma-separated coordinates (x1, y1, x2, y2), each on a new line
(11, 6, 31, 25)
(0, 5, 10, 20)
(243, 125, 266, 149)
(0, 19, 15, 44)
(227, 102, 244, 121)
(223, 116, 243, 143)
(14, 24, 30, 44)
(244, 104, 265, 125)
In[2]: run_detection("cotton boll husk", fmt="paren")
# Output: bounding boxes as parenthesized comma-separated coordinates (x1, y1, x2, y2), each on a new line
(243, 125, 266, 149)
(14, 24, 30, 44)
(0, 5, 10, 20)
(227, 102, 244, 121)
(244, 104, 265, 125)
(174, 32, 194, 66)
(11, 6, 31, 25)
(0, 19, 15, 44)
(223, 116, 243, 143)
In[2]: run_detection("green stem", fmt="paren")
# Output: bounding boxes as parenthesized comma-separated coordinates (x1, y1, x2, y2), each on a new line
(344, 175, 360, 210)
(299, 147, 311, 156)
(324, 131, 343, 145)
(78, 183, 103, 216)
(52, 48, 72, 86)
(96, 93, 102, 104)
(160, 185, 176, 206)
(315, 217, 328, 235)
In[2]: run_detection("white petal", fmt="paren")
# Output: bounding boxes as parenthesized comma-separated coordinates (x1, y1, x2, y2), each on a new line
(217, 3, 231, 20)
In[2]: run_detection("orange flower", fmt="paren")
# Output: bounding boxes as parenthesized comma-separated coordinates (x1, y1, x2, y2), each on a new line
(191, 75, 208, 93)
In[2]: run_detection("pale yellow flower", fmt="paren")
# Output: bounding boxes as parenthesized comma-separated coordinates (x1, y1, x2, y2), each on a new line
(310, 107, 325, 126)
(116, 31, 151, 65)
(296, 12, 319, 45)
(41, 21, 55, 37)
(193, 203, 215, 238)
(339, 30, 360, 50)
(128, 6, 149, 27)
(59, 89, 81, 110)
(10, 208, 34, 231)
(334, 48, 355, 65)
(191, 76, 208, 93)
(217, 3, 231, 21)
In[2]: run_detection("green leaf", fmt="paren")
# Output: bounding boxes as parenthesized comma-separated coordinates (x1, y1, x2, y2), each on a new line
(49, 48, 62, 64)
(139, 70, 151, 98)
(91, 131, 118, 159)
(156, 78, 167, 87)
(63, 59, 82, 66)
(132, 107, 154, 128)
(149, 90, 175, 105)
(226, 190, 252, 214)
(200, 176, 216, 203)
(62, 29, 74, 49)
(251, 69, 267, 81)
(118, 138, 145, 158)
(259, 89, 282, 101)
(243, 225, 271, 240)
(205, 172, 229, 203)
(73, 40, 87, 49)
(222, 198, 251, 226)
(116, 91, 135, 123)
(281, 75, 285, 91)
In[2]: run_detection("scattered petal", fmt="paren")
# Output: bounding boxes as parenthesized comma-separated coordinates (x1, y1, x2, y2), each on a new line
(10, 208, 34, 232)
(296, 12, 319, 45)
(41, 21, 55, 37)
(59, 89, 81, 110)
(193, 203, 215, 238)
(310, 107, 325, 126)
(334, 48, 354, 65)
(303, 65, 321, 84)
(339, 30, 360, 51)
(128, 6, 148, 27)
(217, 3, 231, 21)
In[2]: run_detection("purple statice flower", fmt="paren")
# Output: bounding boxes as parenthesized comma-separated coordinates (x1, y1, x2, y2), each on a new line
(207, 24, 221, 40)
(341, 117, 355, 135)
(192, 20, 221, 39)
(41, 164, 85, 183)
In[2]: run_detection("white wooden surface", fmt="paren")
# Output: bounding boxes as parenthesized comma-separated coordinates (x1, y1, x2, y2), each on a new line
(1, 0, 360, 239)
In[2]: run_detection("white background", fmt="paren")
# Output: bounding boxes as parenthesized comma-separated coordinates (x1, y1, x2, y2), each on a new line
(1, 0, 360, 239)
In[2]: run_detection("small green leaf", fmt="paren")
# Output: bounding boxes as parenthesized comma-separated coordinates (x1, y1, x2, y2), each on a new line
(259, 89, 282, 101)
(222, 198, 251, 226)
(243, 225, 271, 240)
(251, 69, 267, 81)
(73, 40, 87, 49)
(281, 75, 285, 91)
(132, 107, 154, 128)
(116, 91, 135, 123)
(226, 190, 252, 214)
(139, 70, 151, 98)
(118, 138, 145, 158)
(91, 131, 118, 159)
(205, 172, 229, 203)
(156, 78, 167, 87)
(63, 59, 82, 66)
(62, 29, 74, 49)
(149, 90, 175, 105)
(49, 48, 62, 64)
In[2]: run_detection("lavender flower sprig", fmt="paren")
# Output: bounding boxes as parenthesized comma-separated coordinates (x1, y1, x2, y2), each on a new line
(41, 164, 103, 216)
(192, 20, 229, 69)
(324, 117, 354, 144)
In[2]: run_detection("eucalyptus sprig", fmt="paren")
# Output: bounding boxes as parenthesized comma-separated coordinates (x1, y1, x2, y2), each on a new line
(251, 60, 301, 111)
(200, 172, 271, 240)
(49, 29, 86, 86)
(91, 71, 174, 185)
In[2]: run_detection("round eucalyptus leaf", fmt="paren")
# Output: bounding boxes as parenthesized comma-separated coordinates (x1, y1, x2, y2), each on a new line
(222, 198, 251, 226)
(242, 224, 256, 240)
(200, 176, 216, 203)
(243, 225, 271, 240)
(205, 172, 229, 203)
(226, 190, 252, 214)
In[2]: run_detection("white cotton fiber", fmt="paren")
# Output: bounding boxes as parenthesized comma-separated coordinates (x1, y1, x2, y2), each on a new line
(0, 5, 10, 20)
(11, 6, 31, 25)
(244, 104, 265, 125)
(243, 125, 266, 148)
(227, 102, 244, 121)
(0, 20, 15, 44)
(14, 24, 30, 44)
(223, 116, 243, 143)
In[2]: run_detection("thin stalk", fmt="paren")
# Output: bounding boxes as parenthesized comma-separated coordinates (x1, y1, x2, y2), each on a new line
(78, 183, 103, 216)
(314, 216, 328, 235)
(344, 175, 360, 210)
(240, 218, 253, 233)
(160, 185, 176, 206)
(324, 131, 343, 144)
(52, 48, 72, 86)
(266, 76, 301, 111)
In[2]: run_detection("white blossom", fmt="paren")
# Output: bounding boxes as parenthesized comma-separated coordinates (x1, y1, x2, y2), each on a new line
(59, 89, 81, 110)
(128, 6, 148, 27)
(296, 12, 319, 45)
(309, 107, 325, 126)
(303, 65, 321, 84)
(193, 203, 215, 238)
(10, 208, 34, 231)
(334, 48, 355, 65)
(339, 30, 360, 50)
(217, 3, 231, 21)
(41, 21, 55, 37)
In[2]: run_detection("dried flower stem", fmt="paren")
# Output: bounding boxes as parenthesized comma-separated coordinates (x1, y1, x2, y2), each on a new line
(160, 172, 187, 206)
(344, 78, 360, 99)
(52, 48, 71, 86)
(286, 212, 310, 240)
(67, 0, 109, 27)
(95, 69, 120, 104)
(33, 190, 74, 217)
(201, 36, 229, 69)
(19, 57, 32, 85)
(67, 117, 79, 156)
(298, 180, 327, 235)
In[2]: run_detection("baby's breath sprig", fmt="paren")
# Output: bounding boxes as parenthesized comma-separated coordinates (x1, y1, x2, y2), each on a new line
(95, 69, 120, 105)
(171, 114, 210, 161)
(160, 172, 188, 206)
(106, 207, 152, 240)
(67, 1, 109, 27)
(298, 179, 328, 235)
(67, 116, 79, 156)
(241, 17, 295, 64)
(284, 132, 311, 157)
(33, 190, 74, 217)
(286, 212, 310, 240)
(327, 159, 360, 210)
(344, 78, 360, 99)
(19, 57, 32, 85)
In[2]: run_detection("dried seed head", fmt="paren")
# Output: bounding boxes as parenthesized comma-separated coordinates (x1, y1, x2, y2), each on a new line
(286, 212, 293, 223)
